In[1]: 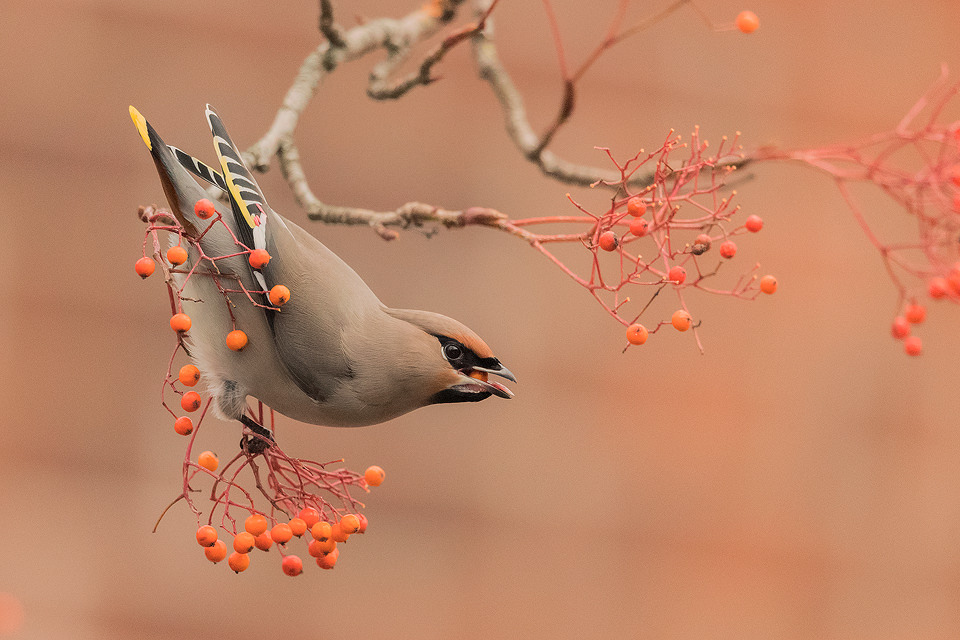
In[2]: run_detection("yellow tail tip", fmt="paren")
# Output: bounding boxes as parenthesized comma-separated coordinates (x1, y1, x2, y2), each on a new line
(129, 105, 152, 150)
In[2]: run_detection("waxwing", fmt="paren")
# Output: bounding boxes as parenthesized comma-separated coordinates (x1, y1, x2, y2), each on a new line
(130, 105, 515, 435)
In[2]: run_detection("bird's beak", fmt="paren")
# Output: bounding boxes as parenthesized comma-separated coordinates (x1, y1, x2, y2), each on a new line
(457, 364, 516, 399)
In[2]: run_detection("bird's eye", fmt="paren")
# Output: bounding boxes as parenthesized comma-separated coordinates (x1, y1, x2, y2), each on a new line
(443, 343, 464, 361)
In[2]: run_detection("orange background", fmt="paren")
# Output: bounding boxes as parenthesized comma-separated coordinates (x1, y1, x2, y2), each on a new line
(3, 1, 960, 638)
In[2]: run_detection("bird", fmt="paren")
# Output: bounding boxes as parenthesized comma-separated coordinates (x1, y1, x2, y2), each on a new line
(129, 105, 515, 442)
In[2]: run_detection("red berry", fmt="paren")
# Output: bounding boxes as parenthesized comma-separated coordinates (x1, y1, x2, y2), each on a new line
(269, 285, 291, 306)
(282, 555, 303, 576)
(194, 198, 216, 220)
(364, 466, 385, 487)
(245, 514, 269, 537)
(744, 215, 763, 233)
(135, 257, 155, 278)
(166, 245, 188, 266)
(298, 507, 321, 528)
(598, 231, 619, 252)
(311, 521, 333, 542)
(904, 335, 922, 356)
(288, 518, 308, 537)
(948, 165, 960, 187)
(170, 313, 192, 332)
(174, 416, 194, 436)
(340, 514, 361, 535)
(317, 547, 339, 570)
(254, 532, 274, 551)
(233, 532, 255, 554)
(196, 525, 218, 547)
(330, 522, 350, 543)
(759, 275, 777, 294)
(197, 450, 218, 472)
(929, 277, 950, 299)
(667, 266, 686, 284)
(356, 513, 369, 534)
(248, 249, 271, 269)
(629, 218, 649, 237)
(671, 310, 692, 332)
(626, 196, 647, 217)
(228, 551, 250, 573)
(719, 241, 737, 259)
(891, 316, 910, 340)
(178, 364, 200, 387)
(270, 523, 293, 544)
(205, 539, 227, 563)
(226, 330, 248, 351)
(181, 391, 202, 413)
(626, 324, 648, 345)
(735, 10, 759, 33)
(904, 303, 926, 324)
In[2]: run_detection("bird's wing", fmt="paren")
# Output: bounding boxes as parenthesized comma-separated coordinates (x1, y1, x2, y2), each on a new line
(169, 145, 228, 192)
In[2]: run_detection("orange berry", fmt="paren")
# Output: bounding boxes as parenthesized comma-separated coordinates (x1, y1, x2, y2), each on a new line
(598, 231, 619, 252)
(929, 277, 950, 299)
(254, 532, 274, 551)
(735, 10, 759, 33)
(330, 522, 350, 543)
(317, 537, 337, 554)
(364, 465, 385, 487)
(248, 249, 271, 269)
(667, 265, 686, 284)
(282, 555, 303, 576)
(904, 303, 926, 324)
(170, 313, 192, 332)
(166, 245, 188, 266)
(288, 518, 308, 537)
(270, 522, 293, 544)
(949, 267, 960, 295)
(629, 218, 649, 237)
(626, 196, 647, 217)
(197, 450, 218, 472)
(233, 531, 255, 554)
(194, 198, 216, 220)
(196, 525, 218, 547)
(311, 521, 333, 541)
(204, 539, 227, 563)
(135, 257, 155, 278)
(228, 551, 250, 573)
(744, 215, 763, 232)
(181, 391, 202, 413)
(178, 364, 200, 387)
(891, 316, 910, 340)
(245, 514, 269, 536)
(904, 335, 922, 356)
(307, 538, 327, 557)
(671, 309, 692, 332)
(298, 507, 321, 528)
(759, 275, 777, 294)
(269, 285, 291, 306)
(317, 547, 339, 570)
(719, 241, 737, 259)
(174, 416, 194, 436)
(340, 514, 361, 535)
(626, 323, 648, 345)
(356, 513, 368, 534)
(226, 330, 248, 351)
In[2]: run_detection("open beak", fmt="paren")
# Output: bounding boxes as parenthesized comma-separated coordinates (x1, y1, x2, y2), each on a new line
(457, 364, 516, 399)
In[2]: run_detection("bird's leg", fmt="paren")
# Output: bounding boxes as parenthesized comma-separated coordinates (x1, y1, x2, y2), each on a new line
(239, 414, 275, 455)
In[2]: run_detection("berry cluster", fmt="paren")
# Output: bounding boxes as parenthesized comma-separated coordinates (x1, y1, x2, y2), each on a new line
(135, 201, 381, 574)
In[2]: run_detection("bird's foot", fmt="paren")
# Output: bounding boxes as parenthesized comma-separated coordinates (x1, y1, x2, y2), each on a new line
(239, 414, 276, 455)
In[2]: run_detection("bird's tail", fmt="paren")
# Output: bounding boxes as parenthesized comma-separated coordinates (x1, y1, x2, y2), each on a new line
(129, 105, 211, 237)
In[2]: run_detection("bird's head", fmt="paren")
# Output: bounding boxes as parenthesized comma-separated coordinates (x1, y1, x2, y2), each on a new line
(384, 308, 516, 404)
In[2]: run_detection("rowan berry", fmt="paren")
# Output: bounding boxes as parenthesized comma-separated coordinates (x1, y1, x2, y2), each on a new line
(929, 277, 950, 299)
(205, 539, 227, 563)
(904, 336, 922, 356)
(671, 310, 692, 332)
(744, 215, 763, 232)
(626, 196, 647, 217)
(228, 552, 250, 573)
(626, 324, 648, 345)
(196, 525, 217, 547)
(233, 532, 255, 554)
(891, 316, 910, 339)
(719, 241, 737, 259)
(248, 249, 271, 269)
(948, 165, 960, 187)
(307, 539, 327, 557)
(197, 450, 218, 472)
(629, 218, 649, 237)
(317, 547, 339, 569)
(135, 257, 155, 278)
(340, 514, 361, 535)
(174, 416, 193, 436)
(178, 364, 200, 387)
(288, 518, 308, 537)
(330, 522, 350, 543)
(311, 521, 333, 542)
(170, 313, 192, 332)
(245, 514, 269, 537)
(298, 507, 321, 528)
(667, 265, 686, 284)
(736, 10, 759, 33)
(356, 513, 369, 534)
(904, 303, 926, 324)
(269, 285, 291, 306)
(759, 275, 777, 294)
(166, 245, 188, 266)
(270, 523, 293, 544)
(254, 532, 274, 551)
(598, 231, 619, 252)
(194, 198, 216, 220)
(365, 465, 385, 487)
(226, 330, 248, 351)
(181, 391, 202, 412)
(282, 555, 303, 576)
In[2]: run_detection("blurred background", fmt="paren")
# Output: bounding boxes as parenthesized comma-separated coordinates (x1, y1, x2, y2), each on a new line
(3, 0, 960, 638)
